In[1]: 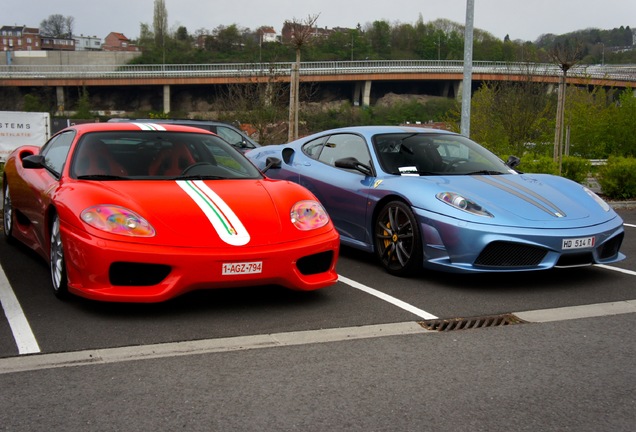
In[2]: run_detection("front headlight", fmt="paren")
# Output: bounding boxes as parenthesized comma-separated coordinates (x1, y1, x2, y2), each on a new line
(436, 192, 493, 217)
(583, 187, 610, 212)
(290, 200, 330, 230)
(81, 205, 155, 237)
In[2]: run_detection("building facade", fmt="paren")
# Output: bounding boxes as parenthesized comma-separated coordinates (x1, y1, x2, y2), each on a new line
(1, 25, 40, 51)
(102, 32, 139, 52)
(74, 35, 102, 51)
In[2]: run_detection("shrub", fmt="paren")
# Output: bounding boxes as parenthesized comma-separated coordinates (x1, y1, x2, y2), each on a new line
(598, 156, 636, 200)
(516, 154, 558, 175)
(514, 155, 592, 185)
(561, 155, 591, 184)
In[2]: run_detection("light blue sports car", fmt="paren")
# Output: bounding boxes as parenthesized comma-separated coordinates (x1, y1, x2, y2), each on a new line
(247, 126, 625, 276)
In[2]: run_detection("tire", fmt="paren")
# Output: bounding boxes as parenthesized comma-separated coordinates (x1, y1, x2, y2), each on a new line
(49, 213, 69, 299)
(374, 200, 423, 276)
(2, 182, 14, 243)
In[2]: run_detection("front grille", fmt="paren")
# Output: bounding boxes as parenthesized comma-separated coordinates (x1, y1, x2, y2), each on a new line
(296, 251, 334, 275)
(474, 241, 547, 268)
(109, 262, 171, 286)
(419, 314, 526, 331)
(597, 232, 624, 259)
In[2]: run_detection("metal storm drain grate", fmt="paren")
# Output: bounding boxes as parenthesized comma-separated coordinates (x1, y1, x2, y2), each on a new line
(418, 313, 526, 332)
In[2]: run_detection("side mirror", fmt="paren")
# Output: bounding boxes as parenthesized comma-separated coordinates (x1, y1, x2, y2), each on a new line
(22, 154, 46, 169)
(335, 157, 373, 176)
(262, 157, 282, 172)
(506, 155, 521, 169)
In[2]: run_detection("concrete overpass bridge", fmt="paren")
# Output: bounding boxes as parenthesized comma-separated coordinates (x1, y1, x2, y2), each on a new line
(1, 60, 634, 114)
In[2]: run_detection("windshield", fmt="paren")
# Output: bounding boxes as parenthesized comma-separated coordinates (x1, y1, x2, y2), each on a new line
(373, 133, 513, 176)
(71, 131, 262, 180)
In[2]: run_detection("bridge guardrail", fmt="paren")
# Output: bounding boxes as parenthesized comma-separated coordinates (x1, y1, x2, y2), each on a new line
(1, 61, 635, 82)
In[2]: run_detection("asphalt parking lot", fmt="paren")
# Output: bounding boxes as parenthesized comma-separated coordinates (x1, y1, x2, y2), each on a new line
(0, 207, 635, 431)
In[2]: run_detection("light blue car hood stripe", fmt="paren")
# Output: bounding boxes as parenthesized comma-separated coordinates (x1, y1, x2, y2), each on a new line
(474, 175, 566, 218)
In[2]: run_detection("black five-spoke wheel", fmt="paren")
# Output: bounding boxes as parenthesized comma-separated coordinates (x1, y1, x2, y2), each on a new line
(374, 200, 423, 276)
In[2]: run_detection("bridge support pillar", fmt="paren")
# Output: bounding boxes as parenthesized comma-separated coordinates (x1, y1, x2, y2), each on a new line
(353, 82, 362, 106)
(442, 81, 450, 97)
(362, 80, 372, 107)
(353, 81, 372, 107)
(56, 86, 65, 115)
(163, 85, 171, 114)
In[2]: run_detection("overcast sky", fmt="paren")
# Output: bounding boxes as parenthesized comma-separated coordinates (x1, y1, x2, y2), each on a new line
(4, 0, 635, 42)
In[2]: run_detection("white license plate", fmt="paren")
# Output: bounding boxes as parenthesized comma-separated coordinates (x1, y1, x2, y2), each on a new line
(222, 261, 263, 275)
(562, 236, 595, 250)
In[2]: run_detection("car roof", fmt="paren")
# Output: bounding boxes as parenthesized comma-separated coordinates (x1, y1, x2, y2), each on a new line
(108, 118, 233, 127)
(62, 122, 216, 134)
(306, 125, 458, 136)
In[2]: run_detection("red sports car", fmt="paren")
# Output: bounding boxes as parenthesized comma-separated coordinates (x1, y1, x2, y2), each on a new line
(2, 122, 340, 302)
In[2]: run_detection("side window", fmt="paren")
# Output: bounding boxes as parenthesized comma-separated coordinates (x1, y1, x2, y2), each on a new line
(41, 131, 75, 174)
(301, 136, 328, 159)
(215, 126, 243, 147)
(317, 134, 370, 168)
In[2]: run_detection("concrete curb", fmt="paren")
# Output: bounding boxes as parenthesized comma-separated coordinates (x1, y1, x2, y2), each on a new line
(609, 201, 636, 209)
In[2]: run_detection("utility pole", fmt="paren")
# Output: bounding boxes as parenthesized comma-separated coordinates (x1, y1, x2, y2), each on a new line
(461, 0, 475, 137)
(288, 54, 300, 142)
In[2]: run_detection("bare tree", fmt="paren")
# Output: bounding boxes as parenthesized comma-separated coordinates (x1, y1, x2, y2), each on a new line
(214, 66, 290, 145)
(284, 14, 320, 142)
(549, 38, 583, 173)
(40, 14, 74, 37)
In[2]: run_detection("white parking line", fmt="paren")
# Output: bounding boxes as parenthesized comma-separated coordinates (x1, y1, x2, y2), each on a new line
(0, 266, 40, 355)
(595, 264, 636, 276)
(624, 223, 636, 228)
(337, 274, 438, 320)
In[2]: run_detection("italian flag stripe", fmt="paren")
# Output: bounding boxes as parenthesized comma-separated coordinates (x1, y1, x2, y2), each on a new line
(177, 180, 250, 246)
(133, 123, 167, 131)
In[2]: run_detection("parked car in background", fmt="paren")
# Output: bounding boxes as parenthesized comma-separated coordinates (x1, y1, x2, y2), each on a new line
(3, 122, 339, 302)
(108, 118, 260, 153)
(246, 125, 625, 276)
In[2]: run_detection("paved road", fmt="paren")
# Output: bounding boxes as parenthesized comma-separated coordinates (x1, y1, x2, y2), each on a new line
(0, 209, 635, 431)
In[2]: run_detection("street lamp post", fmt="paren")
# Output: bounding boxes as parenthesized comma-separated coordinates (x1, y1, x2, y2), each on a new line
(460, 0, 475, 137)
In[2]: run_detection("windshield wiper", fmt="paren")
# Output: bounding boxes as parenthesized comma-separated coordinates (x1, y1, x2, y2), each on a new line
(467, 170, 504, 175)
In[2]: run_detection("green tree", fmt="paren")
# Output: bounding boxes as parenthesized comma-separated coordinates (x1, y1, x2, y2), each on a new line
(23, 93, 51, 113)
(466, 84, 510, 154)
(213, 25, 245, 57)
(469, 78, 553, 157)
(564, 86, 611, 158)
(153, 0, 168, 49)
(366, 20, 392, 59)
(391, 23, 417, 59)
(72, 87, 92, 119)
(606, 89, 636, 156)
